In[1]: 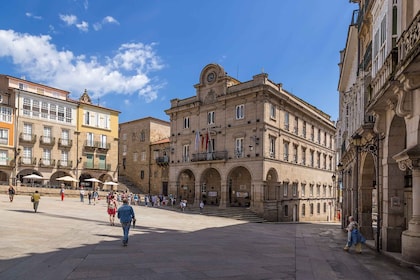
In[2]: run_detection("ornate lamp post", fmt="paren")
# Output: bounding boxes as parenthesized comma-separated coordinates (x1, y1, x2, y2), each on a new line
(331, 173, 336, 221)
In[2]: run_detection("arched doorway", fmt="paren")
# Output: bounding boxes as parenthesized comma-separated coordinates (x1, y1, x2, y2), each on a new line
(266, 168, 278, 200)
(18, 169, 43, 187)
(385, 115, 407, 252)
(177, 170, 195, 205)
(227, 166, 252, 207)
(200, 168, 221, 206)
(360, 152, 375, 239)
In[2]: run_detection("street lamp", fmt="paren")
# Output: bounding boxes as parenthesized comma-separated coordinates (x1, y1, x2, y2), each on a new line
(331, 173, 336, 221)
(352, 133, 363, 222)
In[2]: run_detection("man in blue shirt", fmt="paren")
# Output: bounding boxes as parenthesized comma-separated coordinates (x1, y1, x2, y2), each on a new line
(117, 198, 136, 246)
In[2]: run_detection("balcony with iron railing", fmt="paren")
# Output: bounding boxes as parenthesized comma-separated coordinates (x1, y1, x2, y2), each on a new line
(18, 157, 37, 166)
(84, 140, 110, 150)
(191, 151, 228, 162)
(156, 156, 170, 165)
(0, 159, 15, 167)
(19, 133, 37, 144)
(58, 138, 73, 148)
(397, 10, 420, 66)
(57, 160, 73, 169)
(84, 162, 111, 170)
(371, 48, 398, 99)
(39, 158, 56, 167)
(40, 136, 56, 146)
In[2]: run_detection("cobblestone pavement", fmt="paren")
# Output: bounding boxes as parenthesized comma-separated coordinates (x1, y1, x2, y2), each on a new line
(0, 193, 419, 280)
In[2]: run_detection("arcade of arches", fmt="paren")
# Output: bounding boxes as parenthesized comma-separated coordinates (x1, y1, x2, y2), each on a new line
(175, 166, 251, 207)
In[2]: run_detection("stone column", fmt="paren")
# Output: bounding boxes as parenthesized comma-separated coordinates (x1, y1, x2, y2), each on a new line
(394, 147, 420, 264)
(219, 182, 228, 209)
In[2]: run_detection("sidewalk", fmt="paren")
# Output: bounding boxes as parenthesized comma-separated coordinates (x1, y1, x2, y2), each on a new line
(1, 194, 419, 280)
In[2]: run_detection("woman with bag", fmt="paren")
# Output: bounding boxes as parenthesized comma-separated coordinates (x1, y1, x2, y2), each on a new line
(31, 190, 41, 213)
(344, 216, 366, 253)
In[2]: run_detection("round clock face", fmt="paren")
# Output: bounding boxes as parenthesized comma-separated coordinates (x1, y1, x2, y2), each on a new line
(207, 72, 215, 83)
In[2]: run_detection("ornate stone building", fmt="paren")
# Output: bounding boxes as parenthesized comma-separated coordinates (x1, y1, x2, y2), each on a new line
(337, 0, 420, 264)
(165, 64, 336, 222)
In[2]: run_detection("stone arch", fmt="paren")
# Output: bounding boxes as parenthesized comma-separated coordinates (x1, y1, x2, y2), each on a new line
(177, 169, 196, 205)
(227, 166, 252, 207)
(385, 114, 407, 252)
(360, 152, 376, 239)
(266, 168, 278, 200)
(50, 171, 72, 188)
(18, 169, 43, 186)
(0, 170, 9, 185)
(200, 168, 221, 206)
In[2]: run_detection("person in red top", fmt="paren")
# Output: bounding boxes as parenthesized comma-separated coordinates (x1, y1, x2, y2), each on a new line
(107, 196, 117, 226)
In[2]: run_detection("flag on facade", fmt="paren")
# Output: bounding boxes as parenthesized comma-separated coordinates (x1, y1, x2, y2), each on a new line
(195, 130, 200, 152)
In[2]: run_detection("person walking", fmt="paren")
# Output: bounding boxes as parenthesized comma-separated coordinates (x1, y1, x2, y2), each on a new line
(31, 190, 41, 213)
(93, 190, 98, 205)
(199, 200, 204, 214)
(60, 186, 65, 201)
(117, 198, 135, 246)
(79, 187, 85, 203)
(88, 191, 92, 205)
(8, 185, 15, 202)
(344, 216, 366, 253)
(107, 195, 117, 226)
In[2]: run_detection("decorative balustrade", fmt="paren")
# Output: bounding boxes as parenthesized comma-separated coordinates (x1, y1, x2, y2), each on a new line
(191, 151, 228, 162)
(398, 10, 420, 65)
(58, 138, 73, 148)
(40, 136, 56, 146)
(371, 48, 398, 99)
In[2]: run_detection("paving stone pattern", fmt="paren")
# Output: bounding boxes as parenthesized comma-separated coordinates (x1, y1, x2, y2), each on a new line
(0, 194, 419, 280)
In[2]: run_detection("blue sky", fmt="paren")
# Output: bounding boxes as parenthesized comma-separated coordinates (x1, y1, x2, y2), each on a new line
(0, 0, 357, 123)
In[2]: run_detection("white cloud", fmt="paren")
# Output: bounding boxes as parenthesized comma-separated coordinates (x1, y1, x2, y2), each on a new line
(93, 16, 119, 31)
(103, 16, 119, 25)
(59, 14, 78, 26)
(0, 29, 165, 102)
(25, 12, 43, 20)
(76, 21, 89, 32)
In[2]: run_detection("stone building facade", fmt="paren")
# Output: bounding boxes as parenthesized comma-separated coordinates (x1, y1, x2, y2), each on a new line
(0, 75, 119, 190)
(165, 64, 336, 222)
(337, 0, 420, 265)
(118, 117, 170, 195)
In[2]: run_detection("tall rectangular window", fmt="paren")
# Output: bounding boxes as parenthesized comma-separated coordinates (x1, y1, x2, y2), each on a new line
(23, 123, 32, 141)
(42, 149, 51, 165)
(0, 129, 8, 145)
(183, 117, 190, 129)
(236, 104, 245, 119)
(293, 145, 298, 163)
(0, 150, 8, 165)
(270, 104, 276, 119)
(183, 144, 190, 162)
(33, 100, 40, 117)
(235, 138, 244, 158)
(61, 150, 68, 167)
(87, 132, 94, 147)
(0, 107, 12, 123)
(23, 147, 32, 164)
(310, 150, 314, 167)
(283, 182, 289, 197)
(269, 136, 276, 158)
(43, 126, 52, 144)
(284, 112, 289, 131)
(302, 121, 306, 138)
(100, 135, 107, 149)
(301, 183, 306, 197)
(207, 111, 215, 125)
(61, 129, 69, 146)
(301, 147, 306, 165)
(283, 142, 289, 161)
(309, 184, 314, 197)
(294, 117, 298, 134)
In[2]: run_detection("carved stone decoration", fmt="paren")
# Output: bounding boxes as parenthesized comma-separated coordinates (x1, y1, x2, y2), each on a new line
(80, 89, 92, 104)
(392, 83, 412, 118)
(204, 89, 216, 104)
(393, 145, 420, 171)
(372, 110, 386, 137)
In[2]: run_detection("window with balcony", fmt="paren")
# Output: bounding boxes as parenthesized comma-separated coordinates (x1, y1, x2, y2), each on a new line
(98, 155, 106, 170)
(42, 149, 51, 166)
(61, 129, 70, 146)
(236, 104, 245, 120)
(235, 138, 244, 158)
(86, 132, 94, 147)
(99, 134, 107, 149)
(23, 123, 32, 141)
(22, 147, 32, 164)
(43, 126, 52, 144)
(61, 150, 69, 167)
